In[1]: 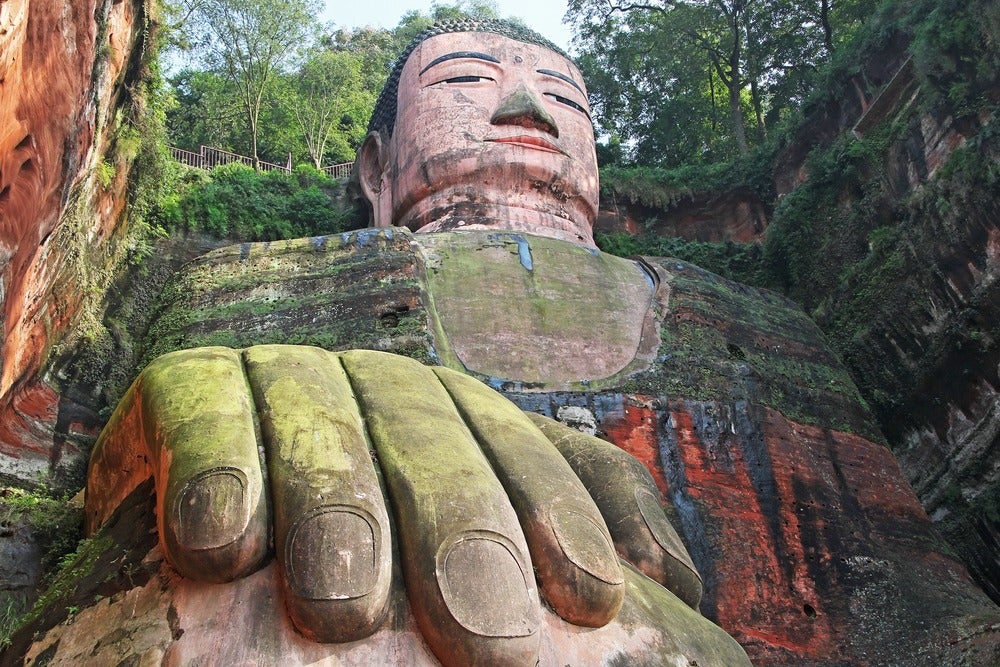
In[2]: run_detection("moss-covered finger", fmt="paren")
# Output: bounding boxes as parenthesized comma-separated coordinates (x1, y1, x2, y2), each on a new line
(527, 412, 704, 609)
(340, 349, 539, 667)
(617, 562, 751, 666)
(139, 347, 269, 583)
(434, 367, 624, 627)
(243, 345, 392, 642)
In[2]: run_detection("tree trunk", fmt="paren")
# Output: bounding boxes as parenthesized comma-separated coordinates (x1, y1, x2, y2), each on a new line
(750, 76, 766, 139)
(821, 0, 834, 53)
(743, 7, 766, 139)
(727, 11, 749, 155)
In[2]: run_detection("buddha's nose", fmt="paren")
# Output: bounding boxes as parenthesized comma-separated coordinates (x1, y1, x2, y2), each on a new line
(490, 87, 559, 138)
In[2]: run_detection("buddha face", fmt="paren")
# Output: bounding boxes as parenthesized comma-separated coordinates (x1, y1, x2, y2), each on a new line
(360, 31, 600, 247)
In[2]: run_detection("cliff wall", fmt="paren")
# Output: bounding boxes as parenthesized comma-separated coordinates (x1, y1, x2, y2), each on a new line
(598, 4, 1000, 604)
(0, 0, 149, 487)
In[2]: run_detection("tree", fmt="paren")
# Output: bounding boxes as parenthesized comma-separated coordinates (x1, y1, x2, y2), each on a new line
(280, 49, 372, 167)
(166, 68, 247, 152)
(570, 1, 760, 155)
(567, 0, 881, 163)
(189, 0, 320, 169)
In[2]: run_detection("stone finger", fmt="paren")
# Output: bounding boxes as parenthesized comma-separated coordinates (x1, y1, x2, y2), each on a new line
(243, 345, 392, 642)
(434, 367, 624, 627)
(340, 349, 540, 667)
(527, 412, 704, 609)
(140, 347, 270, 583)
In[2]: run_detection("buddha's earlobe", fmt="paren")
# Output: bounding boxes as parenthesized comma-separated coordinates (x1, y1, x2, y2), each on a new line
(359, 131, 392, 227)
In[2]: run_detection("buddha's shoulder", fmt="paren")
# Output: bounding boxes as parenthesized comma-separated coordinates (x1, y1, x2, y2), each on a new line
(140, 228, 431, 364)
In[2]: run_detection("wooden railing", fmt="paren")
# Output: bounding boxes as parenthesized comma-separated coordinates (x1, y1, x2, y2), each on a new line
(168, 145, 354, 179)
(322, 161, 355, 179)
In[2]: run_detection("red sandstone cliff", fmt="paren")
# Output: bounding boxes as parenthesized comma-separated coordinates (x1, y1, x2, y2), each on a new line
(597, 10, 1000, 608)
(0, 0, 148, 485)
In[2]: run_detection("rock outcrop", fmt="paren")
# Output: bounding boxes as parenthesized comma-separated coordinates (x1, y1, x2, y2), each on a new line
(596, 6, 1000, 607)
(595, 188, 769, 242)
(765, 27, 1000, 606)
(0, 0, 149, 487)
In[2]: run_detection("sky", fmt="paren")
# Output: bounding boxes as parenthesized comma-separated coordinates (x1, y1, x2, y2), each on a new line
(318, 0, 575, 53)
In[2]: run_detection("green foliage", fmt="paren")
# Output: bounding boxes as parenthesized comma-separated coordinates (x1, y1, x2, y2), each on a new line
(907, 0, 1000, 114)
(0, 533, 113, 652)
(186, 0, 322, 163)
(156, 162, 359, 241)
(596, 232, 766, 287)
(276, 47, 375, 167)
(0, 489, 84, 576)
(0, 593, 29, 651)
(599, 149, 775, 209)
(569, 0, 883, 164)
(96, 160, 115, 190)
(164, 2, 505, 166)
(761, 120, 902, 296)
(165, 68, 246, 153)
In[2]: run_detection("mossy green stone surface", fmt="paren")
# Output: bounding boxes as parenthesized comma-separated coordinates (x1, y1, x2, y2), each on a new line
(619, 562, 751, 666)
(140, 229, 874, 440)
(141, 230, 430, 367)
(635, 257, 880, 441)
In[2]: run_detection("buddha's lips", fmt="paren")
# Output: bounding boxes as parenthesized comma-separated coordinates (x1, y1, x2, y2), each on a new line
(485, 135, 567, 155)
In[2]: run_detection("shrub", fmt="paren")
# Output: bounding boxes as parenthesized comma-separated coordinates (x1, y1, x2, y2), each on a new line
(155, 162, 362, 241)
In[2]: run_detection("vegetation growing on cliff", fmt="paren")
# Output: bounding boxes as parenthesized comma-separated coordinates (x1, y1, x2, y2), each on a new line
(0, 488, 84, 649)
(595, 0, 999, 445)
(155, 163, 359, 240)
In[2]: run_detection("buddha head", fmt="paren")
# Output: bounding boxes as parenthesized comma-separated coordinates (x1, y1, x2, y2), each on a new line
(356, 19, 599, 247)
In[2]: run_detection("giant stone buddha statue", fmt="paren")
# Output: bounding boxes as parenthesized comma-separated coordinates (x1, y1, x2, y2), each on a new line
(58, 19, 751, 667)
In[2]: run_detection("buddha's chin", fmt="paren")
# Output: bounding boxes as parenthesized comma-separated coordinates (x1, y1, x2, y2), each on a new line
(398, 195, 597, 248)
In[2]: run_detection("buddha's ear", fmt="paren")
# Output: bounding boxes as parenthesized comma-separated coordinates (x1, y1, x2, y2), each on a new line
(358, 131, 392, 228)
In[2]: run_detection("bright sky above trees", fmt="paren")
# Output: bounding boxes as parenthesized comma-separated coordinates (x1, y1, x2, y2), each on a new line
(318, 0, 573, 51)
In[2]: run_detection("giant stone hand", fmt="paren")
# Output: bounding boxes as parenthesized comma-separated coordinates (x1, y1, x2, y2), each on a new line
(84, 345, 739, 666)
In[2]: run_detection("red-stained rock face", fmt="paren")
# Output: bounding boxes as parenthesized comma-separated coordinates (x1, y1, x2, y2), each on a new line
(0, 0, 142, 481)
(574, 394, 998, 666)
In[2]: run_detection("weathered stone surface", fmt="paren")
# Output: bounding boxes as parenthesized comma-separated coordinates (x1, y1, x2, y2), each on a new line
(10, 439, 750, 666)
(0, 0, 148, 485)
(140, 230, 429, 368)
(418, 231, 658, 387)
(130, 228, 1000, 665)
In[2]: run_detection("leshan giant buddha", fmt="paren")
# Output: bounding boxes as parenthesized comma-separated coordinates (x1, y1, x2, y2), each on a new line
(13, 17, 997, 667)
(63, 19, 751, 667)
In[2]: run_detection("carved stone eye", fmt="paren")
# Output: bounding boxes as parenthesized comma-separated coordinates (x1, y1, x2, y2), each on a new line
(441, 75, 493, 84)
(545, 93, 589, 117)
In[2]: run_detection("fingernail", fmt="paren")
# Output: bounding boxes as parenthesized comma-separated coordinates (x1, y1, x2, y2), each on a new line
(550, 505, 624, 585)
(436, 531, 538, 637)
(286, 506, 381, 600)
(173, 467, 250, 550)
